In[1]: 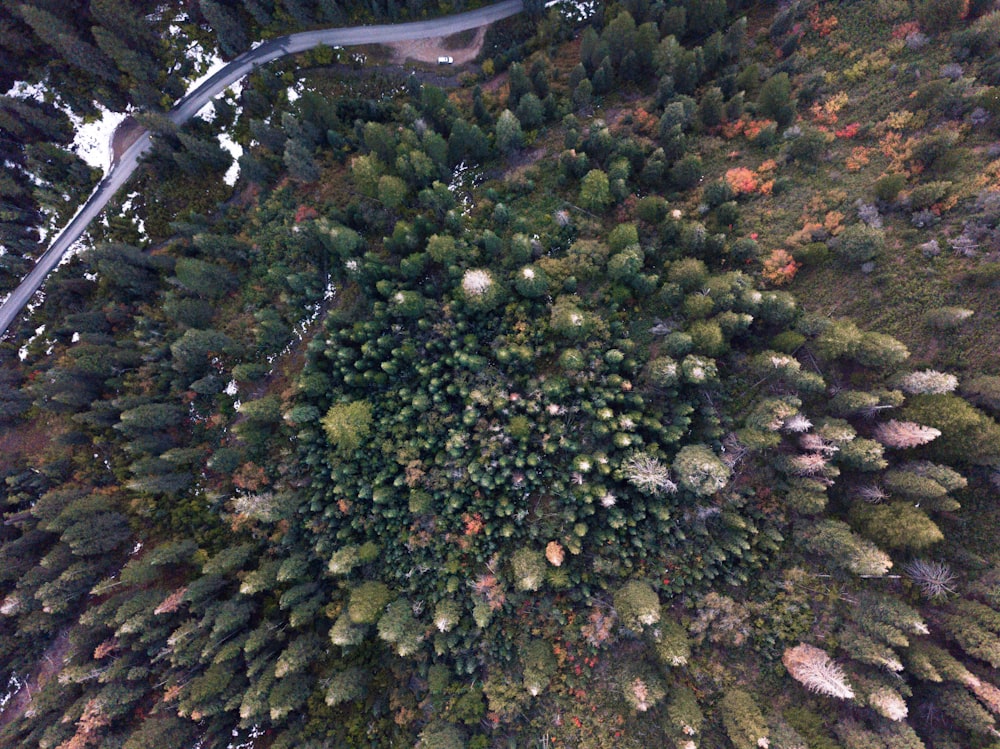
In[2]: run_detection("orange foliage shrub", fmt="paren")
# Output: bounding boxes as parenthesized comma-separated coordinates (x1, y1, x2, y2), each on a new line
(721, 118, 778, 142)
(846, 146, 872, 172)
(233, 462, 269, 491)
(835, 123, 861, 138)
(880, 132, 916, 173)
(744, 119, 776, 141)
(824, 211, 845, 235)
(725, 167, 760, 195)
(891, 21, 921, 39)
(762, 249, 801, 286)
(788, 222, 825, 246)
(632, 108, 659, 137)
(545, 540, 565, 566)
(808, 7, 839, 36)
(463, 512, 485, 536)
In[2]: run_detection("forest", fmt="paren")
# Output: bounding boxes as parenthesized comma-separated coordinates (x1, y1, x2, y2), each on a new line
(3, 0, 1000, 747)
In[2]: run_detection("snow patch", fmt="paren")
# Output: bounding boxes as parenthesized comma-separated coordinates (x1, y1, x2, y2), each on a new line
(72, 106, 128, 173)
(19, 324, 45, 361)
(0, 672, 25, 710)
(544, 0, 597, 21)
(6, 80, 126, 174)
(181, 42, 227, 96)
(218, 132, 244, 186)
(197, 100, 217, 122)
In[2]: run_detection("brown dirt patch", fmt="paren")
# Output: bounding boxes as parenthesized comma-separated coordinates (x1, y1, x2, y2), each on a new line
(111, 116, 144, 167)
(387, 25, 487, 66)
(0, 417, 57, 472)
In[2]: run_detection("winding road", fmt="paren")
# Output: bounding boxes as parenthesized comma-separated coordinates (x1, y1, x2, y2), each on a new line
(0, 0, 524, 338)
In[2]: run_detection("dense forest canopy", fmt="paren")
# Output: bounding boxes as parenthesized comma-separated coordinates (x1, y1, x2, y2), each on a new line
(4, 0, 1000, 747)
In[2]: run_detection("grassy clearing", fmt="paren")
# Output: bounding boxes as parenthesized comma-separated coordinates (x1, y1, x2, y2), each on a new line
(676, 0, 1000, 377)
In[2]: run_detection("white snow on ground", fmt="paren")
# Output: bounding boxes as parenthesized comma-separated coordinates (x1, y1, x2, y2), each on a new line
(6, 80, 125, 174)
(120, 192, 148, 241)
(0, 672, 25, 710)
(177, 32, 227, 95)
(218, 132, 244, 186)
(57, 234, 95, 268)
(18, 324, 45, 361)
(72, 106, 128, 173)
(544, 0, 597, 21)
(173, 12, 248, 186)
(5, 80, 46, 102)
(197, 100, 217, 122)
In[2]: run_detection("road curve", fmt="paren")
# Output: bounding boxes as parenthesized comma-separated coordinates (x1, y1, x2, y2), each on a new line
(0, 0, 524, 338)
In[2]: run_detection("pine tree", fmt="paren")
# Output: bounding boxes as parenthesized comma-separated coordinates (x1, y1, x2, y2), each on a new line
(376, 599, 423, 656)
(90, 0, 157, 48)
(199, 0, 249, 57)
(941, 600, 1000, 668)
(850, 502, 944, 552)
(839, 627, 904, 671)
(268, 670, 311, 721)
(864, 682, 908, 721)
(782, 643, 855, 699)
(673, 444, 730, 496)
(325, 667, 367, 706)
(321, 400, 373, 454)
(274, 634, 323, 678)
(174, 131, 233, 175)
(506, 62, 531, 109)
(931, 683, 997, 735)
(798, 518, 893, 576)
(14, 5, 117, 82)
(284, 137, 320, 182)
(516, 93, 544, 130)
(902, 393, 1000, 466)
(347, 580, 393, 624)
(719, 689, 769, 749)
(520, 639, 556, 696)
(495, 109, 524, 154)
(664, 684, 703, 746)
(614, 580, 660, 632)
(650, 615, 690, 668)
(511, 548, 546, 591)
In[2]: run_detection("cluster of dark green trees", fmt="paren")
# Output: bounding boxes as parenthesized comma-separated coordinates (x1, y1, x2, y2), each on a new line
(0, 0, 499, 298)
(3, 0, 1000, 747)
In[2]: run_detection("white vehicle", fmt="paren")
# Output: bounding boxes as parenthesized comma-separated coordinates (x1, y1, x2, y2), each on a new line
(437, 56, 454, 65)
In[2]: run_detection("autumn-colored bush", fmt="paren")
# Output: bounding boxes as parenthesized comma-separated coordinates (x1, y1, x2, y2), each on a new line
(807, 7, 839, 37)
(725, 167, 759, 196)
(762, 249, 801, 286)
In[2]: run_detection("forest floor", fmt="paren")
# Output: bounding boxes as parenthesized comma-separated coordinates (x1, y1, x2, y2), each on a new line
(0, 631, 70, 730)
(110, 117, 144, 168)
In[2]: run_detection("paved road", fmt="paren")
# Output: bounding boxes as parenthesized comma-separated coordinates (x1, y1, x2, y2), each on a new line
(0, 0, 523, 338)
